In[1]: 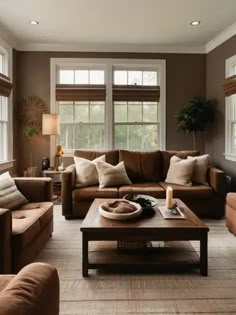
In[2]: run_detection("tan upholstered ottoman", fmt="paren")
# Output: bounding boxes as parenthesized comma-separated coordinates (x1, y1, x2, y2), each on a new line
(226, 193, 236, 236)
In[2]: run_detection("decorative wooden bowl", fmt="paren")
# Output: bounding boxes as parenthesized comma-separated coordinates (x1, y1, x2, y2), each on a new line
(99, 201, 142, 221)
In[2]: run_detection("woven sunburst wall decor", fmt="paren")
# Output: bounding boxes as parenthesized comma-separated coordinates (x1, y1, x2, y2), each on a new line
(17, 96, 48, 137)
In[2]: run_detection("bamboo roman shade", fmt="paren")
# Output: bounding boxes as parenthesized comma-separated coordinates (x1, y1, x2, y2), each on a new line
(112, 85, 160, 102)
(223, 75, 236, 97)
(0, 73, 13, 97)
(56, 84, 106, 101)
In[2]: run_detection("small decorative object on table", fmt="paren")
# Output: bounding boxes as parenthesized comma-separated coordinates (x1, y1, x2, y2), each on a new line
(123, 194, 158, 216)
(159, 205, 185, 219)
(55, 144, 64, 171)
(99, 199, 142, 220)
(42, 157, 50, 171)
(166, 186, 173, 209)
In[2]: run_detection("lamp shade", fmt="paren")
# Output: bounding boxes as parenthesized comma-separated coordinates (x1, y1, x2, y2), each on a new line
(42, 114, 60, 135)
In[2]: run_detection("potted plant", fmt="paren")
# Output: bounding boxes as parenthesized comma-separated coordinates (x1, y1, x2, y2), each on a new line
(177, 97, 215, 150)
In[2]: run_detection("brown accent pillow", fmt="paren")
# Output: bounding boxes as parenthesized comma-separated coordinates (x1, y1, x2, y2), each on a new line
(119, 150, 162, 182)
(161, 150, 199, 180)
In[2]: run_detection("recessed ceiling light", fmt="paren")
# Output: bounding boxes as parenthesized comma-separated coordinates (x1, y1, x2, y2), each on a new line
(190, 21, 200, 26)
(29, 20, 39, 25)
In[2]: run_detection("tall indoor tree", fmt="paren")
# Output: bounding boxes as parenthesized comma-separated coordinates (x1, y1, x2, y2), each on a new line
(177, 97, 215, 150)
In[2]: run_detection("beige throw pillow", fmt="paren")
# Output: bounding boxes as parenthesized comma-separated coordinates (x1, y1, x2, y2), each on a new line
(96, 161, 132, 188)
(187, 154, 209, 185)
(0, 172, 28, 210)
(165, 156, 196, 186)
(74, 155, 105, 186)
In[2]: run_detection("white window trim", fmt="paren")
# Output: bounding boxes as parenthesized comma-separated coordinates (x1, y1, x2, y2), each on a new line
(50, 58, 166, 162)
(0, 38, 13, 171)
(225, 55, 236, 161)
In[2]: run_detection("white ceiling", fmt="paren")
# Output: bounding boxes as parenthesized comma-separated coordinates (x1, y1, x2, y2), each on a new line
(0, 0, 236, 51)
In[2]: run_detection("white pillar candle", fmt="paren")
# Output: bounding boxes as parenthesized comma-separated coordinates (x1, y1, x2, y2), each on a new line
(166, 186, 173, 209)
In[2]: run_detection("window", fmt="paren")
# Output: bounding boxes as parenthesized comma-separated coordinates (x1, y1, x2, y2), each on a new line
(56, 67, 105, 151)
(113, 69, 160, 150)
(225, 55, 236, 161)
(0, 95, 7, 161)
(0, 51, 9, 164)
(59, 101, 105, 150)
(52, 59, 166, 155)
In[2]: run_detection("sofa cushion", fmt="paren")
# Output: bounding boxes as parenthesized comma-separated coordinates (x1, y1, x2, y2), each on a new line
(11, 202, 53, 250)
(74, 150, 119, 166)
(118, 183, 166, 198)
(161, 150, 199, 180)
(73, 186, 118, 201)
(226, 193, 236, 210)
(119, 150, 162, 182)
(159, 182, 214, 199)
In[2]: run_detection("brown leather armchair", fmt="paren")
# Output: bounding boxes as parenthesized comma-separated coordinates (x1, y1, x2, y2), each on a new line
(0, 177, 53, 273)
(226, 193, 236, 235)
(0, 262, 59, 315)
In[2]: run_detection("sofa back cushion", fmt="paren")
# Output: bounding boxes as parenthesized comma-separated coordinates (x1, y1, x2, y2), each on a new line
(74, 150, 119, 166)
(161, 150, 199, 180)
(119, 150, 162, 182)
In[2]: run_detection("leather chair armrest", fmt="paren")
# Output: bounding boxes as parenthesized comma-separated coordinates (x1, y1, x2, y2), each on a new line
(0, 262, 60, 315)
(0, 209, 12, 274)
(62, 164, 76, 218)
(208, 167, 226, 195)
(14, 178, 53, 202)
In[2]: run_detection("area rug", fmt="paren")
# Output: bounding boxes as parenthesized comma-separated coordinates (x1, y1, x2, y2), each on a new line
(35, 205, 236, 314)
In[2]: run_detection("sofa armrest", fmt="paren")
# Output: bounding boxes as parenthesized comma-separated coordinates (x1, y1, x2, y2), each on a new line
(0, 262, 59, 315)
(14, 177, 53, 202)
(208, 167, 226, 195)
(62, 165, 76, 218)
(0, 209, 12, 274)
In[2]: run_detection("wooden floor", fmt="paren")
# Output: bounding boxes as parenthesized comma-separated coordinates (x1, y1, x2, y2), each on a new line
(36, 206, 236, 315)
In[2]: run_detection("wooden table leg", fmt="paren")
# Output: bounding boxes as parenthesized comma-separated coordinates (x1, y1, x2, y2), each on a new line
(82, 233, 88, 277)
(200, 234, 208, 276)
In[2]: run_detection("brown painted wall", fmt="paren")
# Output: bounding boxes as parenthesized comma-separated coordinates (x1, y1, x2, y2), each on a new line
(206, 35, 236, 189)
(15, 51, 206, 175)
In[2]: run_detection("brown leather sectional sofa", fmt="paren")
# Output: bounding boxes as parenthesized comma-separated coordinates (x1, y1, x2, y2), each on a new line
(62, 149, 226, 219)
(0, 177, 53, 273)
(0, 263, 59, 315)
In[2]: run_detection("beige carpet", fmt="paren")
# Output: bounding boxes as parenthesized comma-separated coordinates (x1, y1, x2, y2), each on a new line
(36, 205, 236, 314)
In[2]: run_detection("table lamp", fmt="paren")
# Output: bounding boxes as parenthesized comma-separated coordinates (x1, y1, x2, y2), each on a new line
(42, 114, 63, 170)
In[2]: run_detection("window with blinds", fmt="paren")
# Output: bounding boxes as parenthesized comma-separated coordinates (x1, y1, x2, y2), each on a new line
(113, 69, 160, 150)
(54, 60, 165, 153)
(0, 52, 8, 162)
(57, 69, 105, 150)
(225, 55, 236, 161)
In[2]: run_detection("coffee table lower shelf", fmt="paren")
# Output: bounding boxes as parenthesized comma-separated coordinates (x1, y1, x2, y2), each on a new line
(83, 241, 202, 277)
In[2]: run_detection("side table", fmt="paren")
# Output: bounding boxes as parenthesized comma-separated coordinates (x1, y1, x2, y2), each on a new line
(42, 170, 64, 201)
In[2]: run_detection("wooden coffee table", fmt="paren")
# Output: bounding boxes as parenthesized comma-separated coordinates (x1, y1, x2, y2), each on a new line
(80, 198, 209, 277)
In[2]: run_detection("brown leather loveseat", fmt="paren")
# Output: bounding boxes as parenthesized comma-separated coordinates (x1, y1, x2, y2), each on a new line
(62, 150, 226, 219)
(0, 262, 59, 315)
(0, 177, 53, 273)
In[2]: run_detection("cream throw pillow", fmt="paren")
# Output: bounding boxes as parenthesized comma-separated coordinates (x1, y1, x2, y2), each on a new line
(187, 154, 209, 185)
(165, 156, 196, 186)
(74, 155, 105, 186)
(0, 172, 28, 210)
(96, 161, 132, 188)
